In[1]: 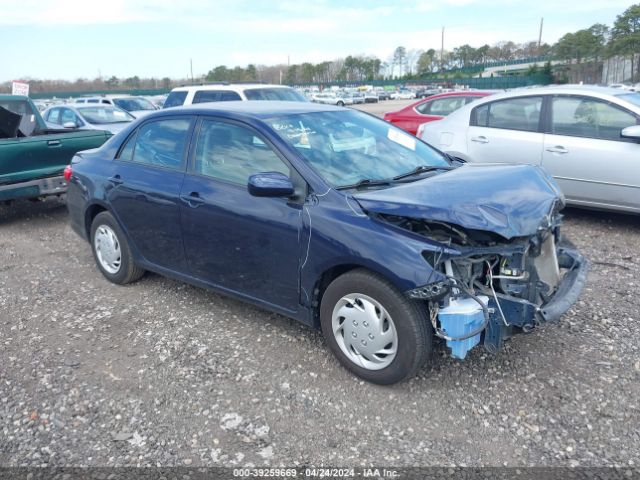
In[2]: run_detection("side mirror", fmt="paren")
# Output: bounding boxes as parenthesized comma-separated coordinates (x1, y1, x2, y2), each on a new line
(248, 172, 294, 198)
(621, 125, 640, 140)
(63, 122, 77, 129)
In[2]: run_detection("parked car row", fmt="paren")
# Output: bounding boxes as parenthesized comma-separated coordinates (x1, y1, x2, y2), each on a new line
(74, 94, 158, 118)
(384, 91, 494, 136)
(311, 91, 354, 106)
(43, 104, 135, 134)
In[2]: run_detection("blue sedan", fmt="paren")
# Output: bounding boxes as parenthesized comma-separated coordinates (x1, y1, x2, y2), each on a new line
(65, 101, 587, 384)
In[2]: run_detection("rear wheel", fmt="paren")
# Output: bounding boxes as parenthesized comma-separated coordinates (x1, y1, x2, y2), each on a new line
(90, 211, 145, 285)
(320, 269, 432, 384)
(337, 100, 345, 107)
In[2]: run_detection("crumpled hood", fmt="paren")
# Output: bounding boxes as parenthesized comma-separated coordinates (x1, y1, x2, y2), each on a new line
(353, 163, 564, 239)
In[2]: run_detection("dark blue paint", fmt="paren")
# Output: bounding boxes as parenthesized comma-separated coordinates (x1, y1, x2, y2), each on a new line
(354, 163, 564, 239)
(248, 172, 295, 197)
(179, 173, 302, 311)
(106, 161, 187, 271)
(66, 101, 570, 329)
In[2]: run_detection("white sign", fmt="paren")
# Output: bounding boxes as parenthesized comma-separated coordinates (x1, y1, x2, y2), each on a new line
(11, 81, 29, 96)
(387, 128, 416, 151)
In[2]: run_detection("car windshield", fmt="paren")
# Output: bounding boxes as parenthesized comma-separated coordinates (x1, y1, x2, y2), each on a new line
(266, 110, 450, 188)
(244, 88, 307, 102)
(616, 92, 640, 107)
(113, 97, 156, 111)
(77, 106, 134, 124)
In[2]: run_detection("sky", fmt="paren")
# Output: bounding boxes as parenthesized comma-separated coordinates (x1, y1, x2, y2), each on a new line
(0, 0, 635, 82)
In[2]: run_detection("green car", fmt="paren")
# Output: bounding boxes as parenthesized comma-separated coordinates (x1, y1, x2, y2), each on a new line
(0, 95, 112, 202)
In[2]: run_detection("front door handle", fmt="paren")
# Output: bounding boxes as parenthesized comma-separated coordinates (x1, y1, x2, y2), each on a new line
(107, 175, 124, 185)
(470, 136, 489, 144)
(47, 140, 62, 147)
(545, 146, 568, 154)
(180, 192, 205, 208)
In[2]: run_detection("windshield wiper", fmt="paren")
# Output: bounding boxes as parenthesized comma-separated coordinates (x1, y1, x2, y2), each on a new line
(336, 178, 393, 190)
(392, 165, 453, 181)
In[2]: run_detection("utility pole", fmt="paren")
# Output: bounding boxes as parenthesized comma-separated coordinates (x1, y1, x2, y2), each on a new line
(538, 18, 544, 54)
(440, 26, 445, 72)
(190, 59, 194, 83)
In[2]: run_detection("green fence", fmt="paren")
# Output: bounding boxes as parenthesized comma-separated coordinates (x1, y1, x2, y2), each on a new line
(29, 88, 171, 100)
(26, 72, 553, 99)
(424, 74, 553, 89)
(294, 74, 552, 90)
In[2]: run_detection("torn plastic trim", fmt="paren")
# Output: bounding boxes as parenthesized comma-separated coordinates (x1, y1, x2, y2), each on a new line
(538, 247, 589, 322)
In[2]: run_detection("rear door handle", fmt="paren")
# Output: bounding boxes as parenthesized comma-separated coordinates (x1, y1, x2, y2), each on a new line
(470, 136, 489, 144)
(545, 146, 568, 154)
(107, 175, 124, 185)
(180, 192, 205, 208)
(47, 140, 62, 147)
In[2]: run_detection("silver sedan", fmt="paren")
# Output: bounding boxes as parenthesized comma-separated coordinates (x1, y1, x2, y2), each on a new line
(418, 85, 640, 213)
(43, 104, 135, 135)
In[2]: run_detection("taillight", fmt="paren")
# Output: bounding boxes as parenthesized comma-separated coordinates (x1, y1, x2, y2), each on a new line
(63, 165, 72, 181)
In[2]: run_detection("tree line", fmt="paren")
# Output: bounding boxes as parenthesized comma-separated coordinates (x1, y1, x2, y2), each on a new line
(2, 3, 638, 94)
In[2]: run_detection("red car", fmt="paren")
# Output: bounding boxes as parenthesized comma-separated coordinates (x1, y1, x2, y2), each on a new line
(383, 91, 494, 136)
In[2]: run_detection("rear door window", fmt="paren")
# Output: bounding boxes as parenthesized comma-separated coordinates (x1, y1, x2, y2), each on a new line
(219, 91, 242, 101)
(192, 90, 242, 103)
(163, 91, 188, 108)
(473, 96, 543, 132)
(244, 88, 306, 101)
(120, 118, 192, 170)
(192, 91, 221, 104)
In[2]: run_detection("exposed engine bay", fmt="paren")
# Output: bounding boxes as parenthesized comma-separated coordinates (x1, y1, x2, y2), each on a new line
(377, 212, 588, 358)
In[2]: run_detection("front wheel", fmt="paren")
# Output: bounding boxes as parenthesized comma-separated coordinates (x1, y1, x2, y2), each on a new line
(320, 269, 432, 384)
(337, 100, 344, 107)
(90, 211, 145, 285)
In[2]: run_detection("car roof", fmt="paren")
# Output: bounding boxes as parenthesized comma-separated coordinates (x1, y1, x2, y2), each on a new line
(77, 95, 144, 100)
(475, 84, 634, 102)
(170, 83, 293, 93)
(70, 104, 119, 109)
(154, 100, 344, 118)
(423, 90, 494, 99)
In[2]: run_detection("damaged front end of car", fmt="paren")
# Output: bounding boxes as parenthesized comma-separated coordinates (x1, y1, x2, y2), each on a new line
(397, 212, 587, 357)
(355, 164, 589, 359)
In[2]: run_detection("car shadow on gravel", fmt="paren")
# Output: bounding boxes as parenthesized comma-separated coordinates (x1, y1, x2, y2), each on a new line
(561, 206, 640, 231)
(0, 197, 67, 226)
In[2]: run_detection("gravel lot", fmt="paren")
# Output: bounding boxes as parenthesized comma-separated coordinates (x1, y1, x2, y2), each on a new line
(1, 101, 639, 468)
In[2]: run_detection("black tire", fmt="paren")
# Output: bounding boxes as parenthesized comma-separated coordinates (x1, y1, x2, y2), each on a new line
(90, 211, 145, 285)
(337, 101, 344, 107)
(320, 269, 432, 384)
